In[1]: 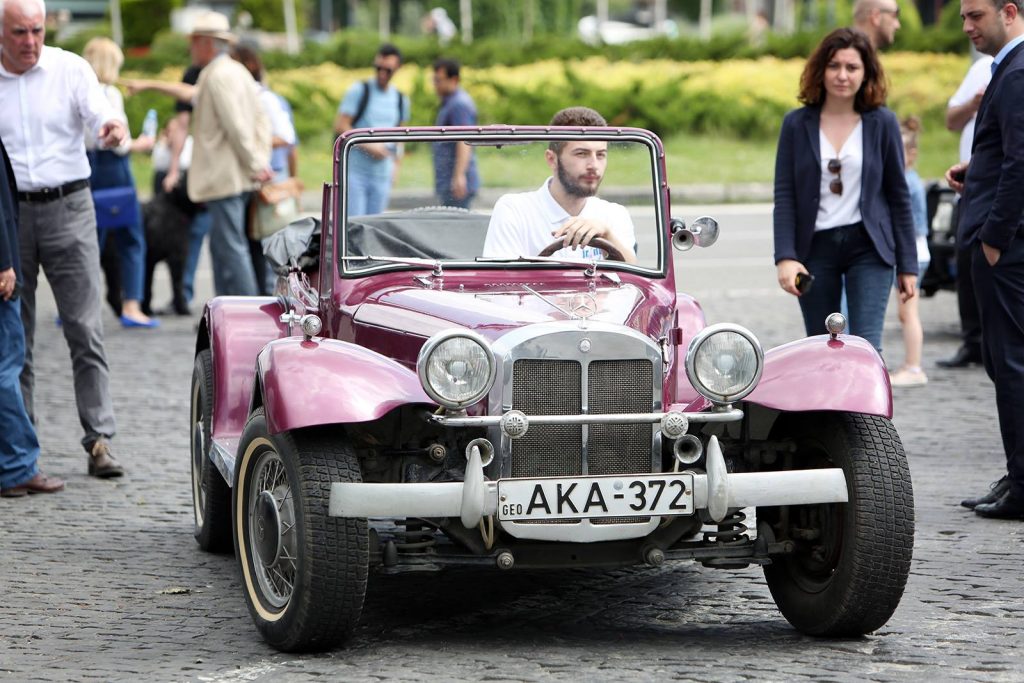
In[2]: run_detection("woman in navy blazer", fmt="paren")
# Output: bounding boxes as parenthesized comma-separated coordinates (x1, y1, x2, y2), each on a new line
(773, 28, 917, 354)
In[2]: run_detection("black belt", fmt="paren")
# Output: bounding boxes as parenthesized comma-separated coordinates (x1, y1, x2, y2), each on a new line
(17, 179, 91, 203)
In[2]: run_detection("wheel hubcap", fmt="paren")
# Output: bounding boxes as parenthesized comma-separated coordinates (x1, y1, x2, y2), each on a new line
(247, 450, 298, 609)
(254, 490, 282, 566)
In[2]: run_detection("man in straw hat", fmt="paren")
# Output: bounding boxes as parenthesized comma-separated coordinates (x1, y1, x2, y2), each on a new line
(185, 10, 271, 297)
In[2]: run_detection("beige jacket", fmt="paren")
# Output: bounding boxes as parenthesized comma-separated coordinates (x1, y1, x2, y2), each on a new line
(187, 54, 270, 203)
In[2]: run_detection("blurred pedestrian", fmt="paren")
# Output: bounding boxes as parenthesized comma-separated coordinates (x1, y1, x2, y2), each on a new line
(937, 49, 993, 368)
(773, 28, 917, 355)
(0, 133, 64, 497)
(82, 36, 158, 328)
(945, 0, 1024, 519)
(852, 0, 902, 49)
(333, 43, 409, 216)
(889, 116, 930, 387)
(185, 11, 271, 297)
(431, 58, 479, 209)
(0, 0, 125, 477)
(422, 7, 457, 45)
(231, 43, 297, 295)
(124, 64, 210, 309)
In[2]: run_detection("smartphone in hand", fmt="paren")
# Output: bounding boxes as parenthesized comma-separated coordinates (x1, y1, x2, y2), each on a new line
(795, 272, 814, 294)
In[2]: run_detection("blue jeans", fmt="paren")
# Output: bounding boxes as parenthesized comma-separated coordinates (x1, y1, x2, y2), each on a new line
(798, 223, 894, 354)
(1, 298, 41, 489)
(346, 173, 391, 217)
(183, 210, 211, 303)
(207, 194, 258, 296)
(438, 191, 476, 210)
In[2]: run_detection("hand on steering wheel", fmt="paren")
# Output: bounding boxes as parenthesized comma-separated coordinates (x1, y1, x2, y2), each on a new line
(538, 236, 625, 262)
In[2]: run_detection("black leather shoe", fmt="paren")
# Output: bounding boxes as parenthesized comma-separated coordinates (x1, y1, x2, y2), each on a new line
(961, 476, 1009, 509)
(936, 345, 983, 368)
(974, 489, 1024, 519)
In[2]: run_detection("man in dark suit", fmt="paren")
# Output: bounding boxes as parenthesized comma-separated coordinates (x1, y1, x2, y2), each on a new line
(947, 0, 1024, 519)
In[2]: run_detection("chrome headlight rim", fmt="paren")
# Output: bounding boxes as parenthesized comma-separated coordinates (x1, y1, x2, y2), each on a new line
(416, 329, 496, 410)
(684, 323, 764, 404)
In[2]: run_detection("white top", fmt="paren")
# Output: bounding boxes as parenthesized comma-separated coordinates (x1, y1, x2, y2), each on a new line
(259, 85, 296, 146)
(948, 56, 993, 163)
(483, 179, 637, 261)
(84, 84, 131, 155)
(816, 122, 863, 231)
(0, 46, 120, 190)
(151, 135, 193, 173)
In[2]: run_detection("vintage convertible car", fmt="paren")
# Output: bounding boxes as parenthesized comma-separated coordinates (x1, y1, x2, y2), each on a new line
(190, 126, 914, 652)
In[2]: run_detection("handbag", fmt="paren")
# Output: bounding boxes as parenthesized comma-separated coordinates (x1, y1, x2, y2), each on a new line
(92, 186, 140, 231)
(252, 178, 304, 240)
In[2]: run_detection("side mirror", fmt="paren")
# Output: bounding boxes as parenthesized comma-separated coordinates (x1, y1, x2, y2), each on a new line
(671, 215, 720, 252)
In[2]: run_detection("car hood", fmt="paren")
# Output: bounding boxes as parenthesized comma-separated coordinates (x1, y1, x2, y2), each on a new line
(353, 282, 648, 341)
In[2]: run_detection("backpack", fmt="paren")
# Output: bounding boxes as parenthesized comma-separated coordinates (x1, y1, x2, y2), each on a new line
(352, 80, 406, 128)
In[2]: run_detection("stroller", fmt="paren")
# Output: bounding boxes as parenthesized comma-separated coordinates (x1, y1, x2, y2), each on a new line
(919, 182, 959, 297)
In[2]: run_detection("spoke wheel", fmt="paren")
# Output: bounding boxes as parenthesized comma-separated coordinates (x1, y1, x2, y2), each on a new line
(763, 412, 914, 636)
(190, 349, 232, 552)
(247, 450, 299, 609)
(234, 408, 368, 652)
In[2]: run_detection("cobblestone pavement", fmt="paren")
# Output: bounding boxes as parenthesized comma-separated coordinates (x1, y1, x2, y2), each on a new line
(2, 205, 1023, 682)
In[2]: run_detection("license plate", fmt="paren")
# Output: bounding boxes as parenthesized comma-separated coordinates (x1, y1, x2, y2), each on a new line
(497, 473, 694, 522)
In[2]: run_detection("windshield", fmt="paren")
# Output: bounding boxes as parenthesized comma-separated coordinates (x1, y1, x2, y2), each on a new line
(339, 134, 663, 273)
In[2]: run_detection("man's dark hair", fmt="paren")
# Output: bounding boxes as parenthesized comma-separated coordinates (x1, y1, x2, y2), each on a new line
(377, 43, 403, 64)
(548, 106, 607, 153)
(798, 28, 887, 111)
(433, 58, 460, 79)
(549, 106, 607, 127)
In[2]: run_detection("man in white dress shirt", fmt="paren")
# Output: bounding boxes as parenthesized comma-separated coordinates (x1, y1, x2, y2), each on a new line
(0, 0, 127, 477)
(483, 107, 637, 264)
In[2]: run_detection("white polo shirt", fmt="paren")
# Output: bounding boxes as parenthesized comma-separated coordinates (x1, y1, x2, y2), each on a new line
(0, 46, 118, 191)
(483, 178, 636, 261)
(948, 56, 993, 163)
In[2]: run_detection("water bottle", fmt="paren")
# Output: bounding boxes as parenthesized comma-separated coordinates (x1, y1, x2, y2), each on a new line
(142, 109, 158, 138)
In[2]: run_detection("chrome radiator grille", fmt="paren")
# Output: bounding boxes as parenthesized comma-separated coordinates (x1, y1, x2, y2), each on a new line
(509, 358, 655, 479)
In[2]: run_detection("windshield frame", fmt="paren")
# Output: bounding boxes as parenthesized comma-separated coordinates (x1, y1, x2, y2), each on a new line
(334, 127, 668, 279)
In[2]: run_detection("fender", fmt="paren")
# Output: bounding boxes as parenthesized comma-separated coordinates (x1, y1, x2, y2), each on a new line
(203, 297, 287, 440)
(745, 334, 892, 418)
(257, 337, 434, 434)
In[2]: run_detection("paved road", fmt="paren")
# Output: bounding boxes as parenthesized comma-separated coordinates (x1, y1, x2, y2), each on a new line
(2, 204, 1022, 682)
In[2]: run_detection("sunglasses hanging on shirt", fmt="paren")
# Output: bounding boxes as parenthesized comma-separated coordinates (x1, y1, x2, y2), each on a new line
(827, 158, 843, 196)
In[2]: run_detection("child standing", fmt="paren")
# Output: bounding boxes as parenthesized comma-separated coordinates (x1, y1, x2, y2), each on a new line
(890, 116, 930, 387)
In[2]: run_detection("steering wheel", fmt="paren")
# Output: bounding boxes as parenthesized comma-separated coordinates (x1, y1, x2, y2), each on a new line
(538, 237, 626, 262)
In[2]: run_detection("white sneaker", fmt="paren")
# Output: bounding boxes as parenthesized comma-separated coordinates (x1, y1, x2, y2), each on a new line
(889, 367, 928, 387)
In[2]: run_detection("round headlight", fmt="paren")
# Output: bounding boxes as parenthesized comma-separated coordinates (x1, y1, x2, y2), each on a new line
(685, 324, 763, 404)
(417, 330, 495, 409)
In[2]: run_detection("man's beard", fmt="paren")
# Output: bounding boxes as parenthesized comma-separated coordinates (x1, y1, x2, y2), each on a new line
(556, 157, 601, 198)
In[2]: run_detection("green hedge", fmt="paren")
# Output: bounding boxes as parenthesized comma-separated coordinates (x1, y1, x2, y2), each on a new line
(115, 19, 969, 75)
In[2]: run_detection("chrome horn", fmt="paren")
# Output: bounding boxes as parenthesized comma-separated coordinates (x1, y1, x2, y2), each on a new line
(671, 216, 720, 252)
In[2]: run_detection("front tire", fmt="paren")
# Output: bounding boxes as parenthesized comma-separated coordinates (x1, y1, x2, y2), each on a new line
(763, 412, 914, 636)
(234, 409, 368, 652)
(191, 349, 232, 552)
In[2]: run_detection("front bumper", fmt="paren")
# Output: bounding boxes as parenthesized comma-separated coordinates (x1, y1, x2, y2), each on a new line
(328, 432, 849, 539)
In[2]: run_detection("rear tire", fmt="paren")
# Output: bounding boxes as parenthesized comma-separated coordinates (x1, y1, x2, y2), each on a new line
(234, 409, 368, 652)
(190, 349, 232, 552)
(763, 412, 914, 636)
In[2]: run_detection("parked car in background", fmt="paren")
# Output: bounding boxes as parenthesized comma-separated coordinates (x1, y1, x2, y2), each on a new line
(190, 125, 915, 652)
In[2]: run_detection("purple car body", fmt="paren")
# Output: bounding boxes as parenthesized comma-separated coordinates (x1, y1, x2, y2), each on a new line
(191, 126, 913, 653)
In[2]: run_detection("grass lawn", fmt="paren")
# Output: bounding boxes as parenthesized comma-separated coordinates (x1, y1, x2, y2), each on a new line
(131, 128, 961, 198)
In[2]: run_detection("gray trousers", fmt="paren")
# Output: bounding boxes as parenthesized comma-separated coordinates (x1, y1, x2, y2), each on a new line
(18, 187, 116, 451)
